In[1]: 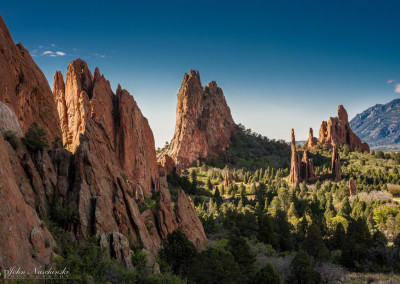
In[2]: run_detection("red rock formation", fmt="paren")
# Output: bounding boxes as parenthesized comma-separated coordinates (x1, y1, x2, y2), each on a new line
(158, 70, 236, 174)
(0, 16, 61, 142)
(0, 16, 207, 271)
(305, 127, 318, 148)
(349, 177, 356, 196)
(332, 146, 342, 181)
(53, 60, 206, 252)
(318, 105, 369, 152)
(289, 129, 315, 185)
(0, 108, 57, 272)
(224, 171, 233, 187)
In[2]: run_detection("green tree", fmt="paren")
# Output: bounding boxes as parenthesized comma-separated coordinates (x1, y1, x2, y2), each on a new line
(159, 230, 198, 275)
(21, 122, 49, 151)
(187, 247, 243, 284)
(302, 223, 328, 261)
(206, 178, 213, 191)
(228, 235, 255, 278)
(288, 250, 320, 284)
(251, 263, 281, 284)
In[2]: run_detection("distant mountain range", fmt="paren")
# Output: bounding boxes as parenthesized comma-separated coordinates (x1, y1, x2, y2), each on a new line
(350, 98, 400, 150)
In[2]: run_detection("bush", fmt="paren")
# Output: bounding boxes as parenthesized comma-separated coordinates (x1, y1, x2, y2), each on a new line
(3, 130, 18, 149)
(159, 230, 198, 276)
(21, 122, 49, 151)
(251, 263, 281, 284)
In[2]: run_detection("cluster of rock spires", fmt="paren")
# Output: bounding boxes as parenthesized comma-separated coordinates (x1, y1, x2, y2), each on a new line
(305, 105, 370, 152)
(289, 129, 315, 185)
(0, 15, 206, 272)
(290, 104, 368, 185)
(158, 70, 236, 174)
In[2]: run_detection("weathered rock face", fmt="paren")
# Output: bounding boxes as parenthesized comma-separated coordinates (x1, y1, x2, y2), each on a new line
(318, 105, 369, 152)
(331, 146, 342, 181)
(0, 107, 57, 272)
(305, 127, 318, 148)
(0, 16, 61, 142)
(289, 129, 315, 185)
(158, 70, 236, 174)
(53, 60, 158, 195)
(52, 60, 207, 253)
(349, 177, 357, 196)
(0, 14, 207, 271)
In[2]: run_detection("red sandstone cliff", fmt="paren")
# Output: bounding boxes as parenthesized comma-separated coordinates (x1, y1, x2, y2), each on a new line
(0, 16, 61, 142)
(0, 16, 206, 271)
(52, 60, 206, 251)
(158, 70, 236, 174)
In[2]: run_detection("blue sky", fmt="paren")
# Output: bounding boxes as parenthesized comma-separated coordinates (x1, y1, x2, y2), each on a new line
(2, 1, 400, 147)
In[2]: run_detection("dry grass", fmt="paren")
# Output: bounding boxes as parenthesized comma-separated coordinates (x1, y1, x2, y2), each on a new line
(344, 272, 400, 284)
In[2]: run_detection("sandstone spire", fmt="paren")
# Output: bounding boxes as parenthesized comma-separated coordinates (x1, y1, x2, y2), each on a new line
(52, 59, 206, 250)
(158, 70, 236, 174)
(318, 105, 369, 152)
(305, 127, 318, 148)
(289, 129, 315, 186)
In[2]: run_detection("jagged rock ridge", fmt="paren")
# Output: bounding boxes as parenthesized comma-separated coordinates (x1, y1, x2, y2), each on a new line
(0, 15, 206, 271)
(158, 70, 236, 174)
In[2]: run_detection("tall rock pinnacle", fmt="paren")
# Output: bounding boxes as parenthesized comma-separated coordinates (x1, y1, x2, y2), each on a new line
(289, 129, 315, 185)
(159, 70, 236, 173)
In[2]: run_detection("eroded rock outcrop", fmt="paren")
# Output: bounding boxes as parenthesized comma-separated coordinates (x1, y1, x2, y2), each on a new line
(0, 14, 207, 271)
(52, 60, 206, 253)
(289, 129, 315, 185)
(0, 107, 57, 272)
(0, 16, 61, 142)
(158, 70, 236, 174)
(317, 105, 369, 152)
(305, 127, 318, 148)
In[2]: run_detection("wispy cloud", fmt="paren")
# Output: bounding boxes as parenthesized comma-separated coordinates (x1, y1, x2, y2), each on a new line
(51, 43, 56, 47)
(395, 84, 400, 94)
(387, 79, 395, 84)
(94, 53, 107, 58)
(41, 50, 66, 57)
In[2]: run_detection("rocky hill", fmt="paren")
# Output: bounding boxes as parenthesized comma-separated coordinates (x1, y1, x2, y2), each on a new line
(158, 70, 236, 174)
(0, 15, 205, 272)
(350, 98, 400, 148)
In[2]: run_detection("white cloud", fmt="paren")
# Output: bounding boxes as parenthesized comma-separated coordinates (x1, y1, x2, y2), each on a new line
(387, 79, 395, 84)
(395, 84, 400, 94)
(41, 50, 66, 57)
(51, 43, 56, 47)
